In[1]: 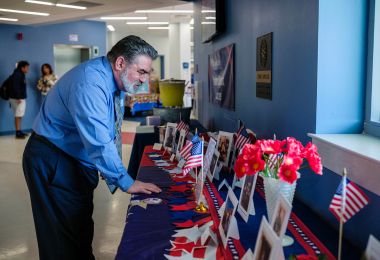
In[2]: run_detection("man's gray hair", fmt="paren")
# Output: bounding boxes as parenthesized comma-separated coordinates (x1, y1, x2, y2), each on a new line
(107, 35, 158, 64)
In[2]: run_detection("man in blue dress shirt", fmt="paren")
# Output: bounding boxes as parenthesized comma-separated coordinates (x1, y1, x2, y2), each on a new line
(22, 35, 162, 259)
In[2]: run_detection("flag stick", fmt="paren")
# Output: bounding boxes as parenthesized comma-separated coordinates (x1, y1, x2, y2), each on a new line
(338, 168, 348, 260)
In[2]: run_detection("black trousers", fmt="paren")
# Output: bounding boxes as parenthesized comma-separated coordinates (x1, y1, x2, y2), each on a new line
(23, 133, 99, 260)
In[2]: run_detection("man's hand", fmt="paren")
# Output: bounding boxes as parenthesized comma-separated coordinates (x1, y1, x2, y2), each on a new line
(127, 180, 162, 194)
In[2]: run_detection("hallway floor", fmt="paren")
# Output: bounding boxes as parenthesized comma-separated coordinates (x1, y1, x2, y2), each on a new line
(0, 120, 140, 259)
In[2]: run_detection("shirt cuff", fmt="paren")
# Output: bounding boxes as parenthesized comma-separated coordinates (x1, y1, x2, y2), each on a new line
(116, 173, 134, 192)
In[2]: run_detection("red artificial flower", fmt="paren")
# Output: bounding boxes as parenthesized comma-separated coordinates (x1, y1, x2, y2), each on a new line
(282, 154, 303, 169)
(251, 154, 266, 173)
(278, 163, 298, 184)
(303, 143, 323, 175)
(260, 139, 283, 154)
(284, 137, 304, 156)
(234, 157, 249, 179)
(234, 155, 264, 178)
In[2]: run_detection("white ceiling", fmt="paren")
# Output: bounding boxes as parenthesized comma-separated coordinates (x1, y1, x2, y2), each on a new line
(0, 0, 192, 26)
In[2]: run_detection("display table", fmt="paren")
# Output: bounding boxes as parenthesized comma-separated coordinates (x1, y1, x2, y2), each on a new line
(116, 146, 336, 259)
(125, 93, 160, 116)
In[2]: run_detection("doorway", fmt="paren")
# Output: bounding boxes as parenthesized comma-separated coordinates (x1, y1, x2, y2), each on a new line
(53, 44, 91, 77)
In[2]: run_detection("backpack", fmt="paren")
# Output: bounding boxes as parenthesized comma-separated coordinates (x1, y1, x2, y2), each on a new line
(0, 76, 12, 100)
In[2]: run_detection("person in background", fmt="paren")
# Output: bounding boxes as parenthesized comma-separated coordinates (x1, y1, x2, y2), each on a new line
(9, 60, 29, 139)
(37, 63, 57, 97)
(22, 35, 161, 259)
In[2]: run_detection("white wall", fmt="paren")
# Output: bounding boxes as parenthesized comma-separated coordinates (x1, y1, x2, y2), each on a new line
(107, 31, 170, 79)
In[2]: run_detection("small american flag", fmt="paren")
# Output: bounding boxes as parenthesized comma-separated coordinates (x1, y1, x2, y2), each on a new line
(329, 176, 369, 223)
(235, 123, 250, 151)
(179, 140, 192, 160)
(176, 121, 190, 136)
(182, 135, 203, 175)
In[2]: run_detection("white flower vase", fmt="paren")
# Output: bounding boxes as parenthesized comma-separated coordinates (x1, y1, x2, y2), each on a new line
(263, 176, 297, 247)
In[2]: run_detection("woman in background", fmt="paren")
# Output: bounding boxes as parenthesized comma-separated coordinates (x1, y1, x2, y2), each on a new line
(37, 63, 57, 97)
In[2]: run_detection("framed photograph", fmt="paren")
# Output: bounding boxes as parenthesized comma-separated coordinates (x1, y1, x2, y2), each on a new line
(163, 123, 177, 151)
(256, 32, 273, 100)
(158, 126, 166, 143)
(204, 137, 217, 173)
(238, 174, 258, 223)
(175, 129, 187, 159)
(216, 131, 234, 167)
(172, 128, 181, 154)
(253, 217, 281, 260)
(218, 188, 238, 248)
(209, 44, 235, 110)
(365, 235, 380, 260)
(207, 150, 220, 181)
(271, 195, 292, 240)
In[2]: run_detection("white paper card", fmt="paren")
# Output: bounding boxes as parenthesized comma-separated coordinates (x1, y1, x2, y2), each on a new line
(213, 163, 222, 180)
(241, 249, 254, 260)
(228, 216, 240, 240)
(177, 159, 186, 169)
(167, 168, 183, 174)
(153, 143, 163, 150)
(170, 154, 175, 162)
(365, 235, 380, 260)
(218, 179, 230, 191)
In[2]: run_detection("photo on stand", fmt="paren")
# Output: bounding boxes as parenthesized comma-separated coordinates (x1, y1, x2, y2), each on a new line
(163, 123, 177, 151)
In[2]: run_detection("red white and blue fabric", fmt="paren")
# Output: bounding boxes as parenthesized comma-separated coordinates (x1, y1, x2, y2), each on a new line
(234, 123, 250, 151)
(182, 135, 203, 175)
(177, 121, 190, 136)
(329, 176, 369, 223)
(179, 140, 193, 160)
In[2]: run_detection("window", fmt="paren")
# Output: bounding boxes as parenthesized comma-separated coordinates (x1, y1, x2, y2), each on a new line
(365, 0, 380, 137)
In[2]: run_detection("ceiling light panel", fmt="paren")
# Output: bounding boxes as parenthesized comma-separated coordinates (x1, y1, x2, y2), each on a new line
(0, 17, 18, 21)
(0, 8, 49, 16)
(25, 0, 87, 10)
(25, 0, 53, 5)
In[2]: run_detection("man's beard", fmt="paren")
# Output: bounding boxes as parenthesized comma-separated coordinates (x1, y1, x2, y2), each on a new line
(120, 68, 141, 94)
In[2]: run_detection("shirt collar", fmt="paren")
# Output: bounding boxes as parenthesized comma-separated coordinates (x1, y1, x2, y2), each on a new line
(102, 56, 119, 94)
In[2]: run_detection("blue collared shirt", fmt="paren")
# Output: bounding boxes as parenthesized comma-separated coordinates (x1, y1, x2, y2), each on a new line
(33, 56, 134, 192)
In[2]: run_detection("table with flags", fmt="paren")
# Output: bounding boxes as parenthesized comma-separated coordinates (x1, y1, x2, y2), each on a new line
(115, 121, 369, 260)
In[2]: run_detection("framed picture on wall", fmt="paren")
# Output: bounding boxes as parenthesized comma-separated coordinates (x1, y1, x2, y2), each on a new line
(256, 32, 273, 100)
(208, 44, 235, 110)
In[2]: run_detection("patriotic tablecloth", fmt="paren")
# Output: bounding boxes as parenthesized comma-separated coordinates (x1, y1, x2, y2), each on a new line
(115, 146, 336, 259)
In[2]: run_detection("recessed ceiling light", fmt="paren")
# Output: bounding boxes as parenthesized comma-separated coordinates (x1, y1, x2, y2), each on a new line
(0, 8, 49, 16)
(0, 17, 18, 21)
(25, 0, 86, 10)
(201, 10, 216, 13)
(201, 21, 216, 25)
(148, 26, 169, 30)
(56, 3, 86, 10)
(126, 22, 169, 25)
(25, 0, 53, 5)
(190, 26, 194, 30)
(135, 10, 193, 14)
(190, 18, 194, 25)
(205, 16, 216, 20)
(107, 25, 115, 31)
(100, 16, 147, 20)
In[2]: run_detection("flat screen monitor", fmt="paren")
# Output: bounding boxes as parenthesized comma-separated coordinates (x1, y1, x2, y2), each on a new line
(201, 0, 226, 43)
